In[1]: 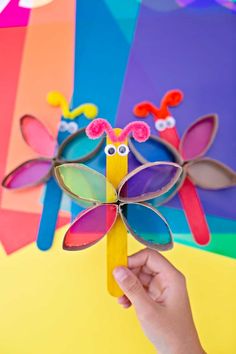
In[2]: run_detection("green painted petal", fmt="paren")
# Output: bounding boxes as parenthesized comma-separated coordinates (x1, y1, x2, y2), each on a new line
(54, 163, 117, 204)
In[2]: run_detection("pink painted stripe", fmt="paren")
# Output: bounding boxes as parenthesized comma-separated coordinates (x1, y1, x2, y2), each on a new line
(0, 0, 30, 28)
(0, 25, 32, 253)
(0, 26, 29, 199)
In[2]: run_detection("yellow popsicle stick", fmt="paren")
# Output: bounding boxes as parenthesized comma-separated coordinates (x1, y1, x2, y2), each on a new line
(47, 91, 98, 119)
(106, 128, 128, 297)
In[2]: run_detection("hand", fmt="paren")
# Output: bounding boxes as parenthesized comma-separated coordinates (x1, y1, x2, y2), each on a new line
(113, 248, 205, 354)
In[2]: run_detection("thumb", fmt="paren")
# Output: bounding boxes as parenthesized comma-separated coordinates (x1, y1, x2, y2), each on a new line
(113, 267, 151, 310)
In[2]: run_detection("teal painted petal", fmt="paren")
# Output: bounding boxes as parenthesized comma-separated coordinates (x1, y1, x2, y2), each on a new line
(120, 203, 173, 250)
(59, 130, 103, 162)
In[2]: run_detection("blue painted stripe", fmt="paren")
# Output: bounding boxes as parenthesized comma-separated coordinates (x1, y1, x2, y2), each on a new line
(70, 0, 140, 221)
(37, 0, 141, 249)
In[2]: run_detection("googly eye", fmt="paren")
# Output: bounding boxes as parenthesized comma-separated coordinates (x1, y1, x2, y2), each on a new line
(166, 116, 176, 129)
(155, 119, 167, 132)
(104, 144, 116, 156)
(58, 121, 68, 132)
(67, 122, 78, 134)
(117, 144, 130, 156)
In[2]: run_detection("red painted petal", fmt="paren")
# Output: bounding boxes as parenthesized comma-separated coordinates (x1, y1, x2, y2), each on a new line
(63, 204, 118, 250)
(179, 115, 218, 160)
(2, 159, 52, 189)
(20, 115, 57, 157)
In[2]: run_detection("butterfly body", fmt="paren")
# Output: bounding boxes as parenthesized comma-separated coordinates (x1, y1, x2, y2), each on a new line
(105, 127, 129, 296)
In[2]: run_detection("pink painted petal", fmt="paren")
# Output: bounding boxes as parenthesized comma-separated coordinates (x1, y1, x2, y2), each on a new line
(187, 158, 236, 190)
(20, 115, 57, 157)
(179, 115, 218, 160)
(63, 204, 118, 250)
(2, 159, 53, 189)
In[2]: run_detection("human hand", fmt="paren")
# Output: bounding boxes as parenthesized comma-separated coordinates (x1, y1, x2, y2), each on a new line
(113, 248, 205, 354)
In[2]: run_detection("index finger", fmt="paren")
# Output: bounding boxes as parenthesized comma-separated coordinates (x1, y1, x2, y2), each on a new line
(128, 248, 180, 277)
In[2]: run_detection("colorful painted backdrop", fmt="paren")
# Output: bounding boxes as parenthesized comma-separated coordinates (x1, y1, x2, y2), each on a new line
(0, 1, 236, 353)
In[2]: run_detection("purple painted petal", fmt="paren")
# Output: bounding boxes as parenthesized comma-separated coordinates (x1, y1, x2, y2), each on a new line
(179, 115, 218, 160)
(118, 162, 182, 202)
(20, 115, 57, 157)
(2, 159, 53, 189)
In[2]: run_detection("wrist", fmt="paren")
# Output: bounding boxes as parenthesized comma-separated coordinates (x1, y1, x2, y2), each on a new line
(156, 340, 205, 354)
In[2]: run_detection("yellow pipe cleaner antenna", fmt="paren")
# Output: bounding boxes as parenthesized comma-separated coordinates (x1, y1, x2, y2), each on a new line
(47, 91, 98, 120)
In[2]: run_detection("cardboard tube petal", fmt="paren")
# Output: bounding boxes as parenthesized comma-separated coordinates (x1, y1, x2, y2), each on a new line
(179, 115, 218, 160)
(63, 204, 118, 251)
(20, 115, 57, 157)
(2, 158, 53, 189)
(187, 158, 236, 189)
(120, 203, 173, 251)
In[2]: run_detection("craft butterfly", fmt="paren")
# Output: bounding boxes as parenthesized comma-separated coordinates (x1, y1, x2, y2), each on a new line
(133, 90, 236, 245)
(2, 114, 103, 190)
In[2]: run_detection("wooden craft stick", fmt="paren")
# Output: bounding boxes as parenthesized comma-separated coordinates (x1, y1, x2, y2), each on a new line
(106, 128, 128, 297)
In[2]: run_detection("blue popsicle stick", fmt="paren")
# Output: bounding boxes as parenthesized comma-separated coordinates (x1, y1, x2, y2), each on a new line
(36, 177, 63, 250)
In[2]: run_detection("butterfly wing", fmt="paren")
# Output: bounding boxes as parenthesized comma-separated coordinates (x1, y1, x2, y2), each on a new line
(179, 115, 218, 161)
(120, 203, 173, 250)
(58, 128, 105, 162)
(2, 159, 53, 189)
(54, 163, 117, 205)
(63, 204, 118, 250)
(20, 115, 57, 157)
(118, 162, 182, 203)
(128, 135, 182, 165)
(149, 171, 186, 207)
(186, 158, 236, 189)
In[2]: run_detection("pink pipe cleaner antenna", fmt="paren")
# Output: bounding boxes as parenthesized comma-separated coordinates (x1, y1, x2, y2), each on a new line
(86, 118, 150, 142)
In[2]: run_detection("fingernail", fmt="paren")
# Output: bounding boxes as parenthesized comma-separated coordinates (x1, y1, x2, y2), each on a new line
(113, 267, 128, 281)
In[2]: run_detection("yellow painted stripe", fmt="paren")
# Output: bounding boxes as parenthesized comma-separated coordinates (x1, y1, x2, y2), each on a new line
(106, 128, 128, 297)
